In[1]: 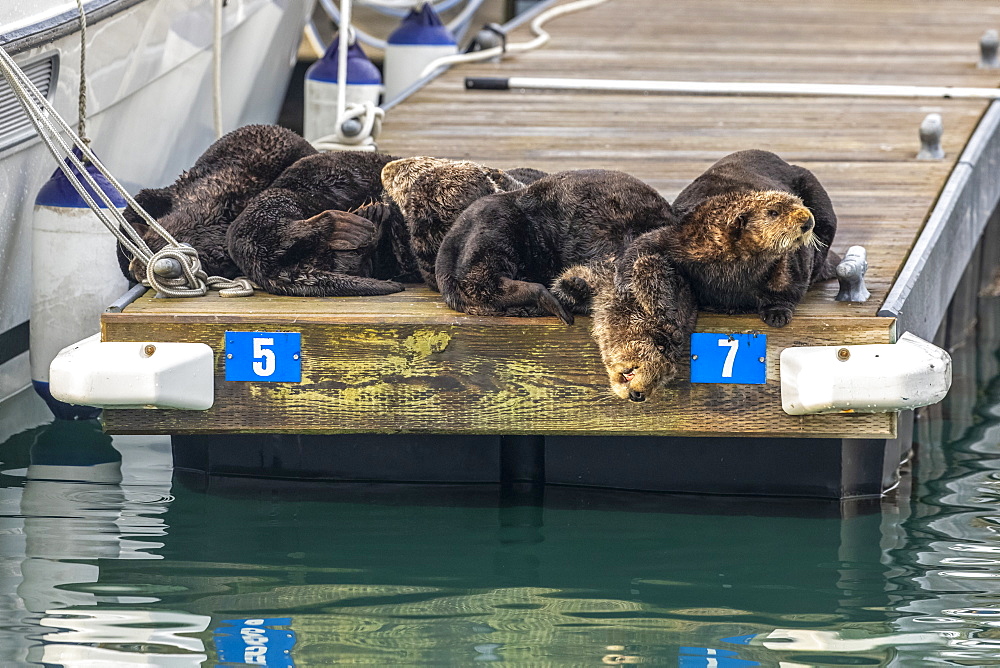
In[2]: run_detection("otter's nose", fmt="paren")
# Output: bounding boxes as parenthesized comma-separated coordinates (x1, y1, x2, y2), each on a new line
(800, 211, 815, 234)
(628, 389, 646, 402)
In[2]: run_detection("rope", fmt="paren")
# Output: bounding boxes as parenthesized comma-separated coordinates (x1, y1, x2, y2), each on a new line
(312, 101, 385, 151)
(0, 44, 255, 298)
(213, 0, 224, 138)
(310, 1, 386, 152)
(74, 0, 89, 143)
(418, 0, 610, 78)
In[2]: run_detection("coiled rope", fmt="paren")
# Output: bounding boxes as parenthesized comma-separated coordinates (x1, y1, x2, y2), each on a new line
(0, 5, 254, 298)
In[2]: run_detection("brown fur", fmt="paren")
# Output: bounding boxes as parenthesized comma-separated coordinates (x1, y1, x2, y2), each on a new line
(228, 200, 403, 297)
(116, 124, 317, 282)
(435, 169, 675, 324)
(227, 150, 419, 296)
(381, 157, 528, 289)
(556, 241, 697, 402)
(634, 150, 839, 328)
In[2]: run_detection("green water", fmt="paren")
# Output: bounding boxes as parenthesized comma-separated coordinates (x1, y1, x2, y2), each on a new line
(1, 311, 999, 666)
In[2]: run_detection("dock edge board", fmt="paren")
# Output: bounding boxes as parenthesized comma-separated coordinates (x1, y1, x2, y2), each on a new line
(881, 100, 1000, 339)
(100, 297, 896, 438)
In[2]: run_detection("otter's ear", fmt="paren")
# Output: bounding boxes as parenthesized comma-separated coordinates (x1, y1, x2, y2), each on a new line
(133, 187, 173, 220)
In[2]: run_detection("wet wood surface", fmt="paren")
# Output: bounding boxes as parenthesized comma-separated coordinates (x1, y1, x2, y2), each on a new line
(103, 288, 895, 437)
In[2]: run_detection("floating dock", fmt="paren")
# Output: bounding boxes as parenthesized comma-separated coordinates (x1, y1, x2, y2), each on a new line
(101, 0, 1000, 498)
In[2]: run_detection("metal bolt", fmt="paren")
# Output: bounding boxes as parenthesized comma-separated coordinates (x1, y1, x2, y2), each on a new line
(341, 118, 362, 137)
(142, 344, 156, 357)
(227, 353, 233, 359)
(917, 113, 944, 160)
(293, 354, 300, 360)
(837, 348, 851, 361)
(151, 257, 184, 278)
(691, 354, 698, 361)
(758, 356, 765, 363)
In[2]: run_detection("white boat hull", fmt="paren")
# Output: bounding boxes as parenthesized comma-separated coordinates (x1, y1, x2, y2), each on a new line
(0, 0, 315, 414)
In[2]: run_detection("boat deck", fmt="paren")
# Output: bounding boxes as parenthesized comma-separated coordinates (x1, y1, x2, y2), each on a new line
(102, 0, 1000, 438)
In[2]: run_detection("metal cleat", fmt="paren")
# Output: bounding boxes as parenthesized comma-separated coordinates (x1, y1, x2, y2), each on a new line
(917, 113, 944, 160)
(980, 29, 999, 68)
(835, 245, 871, 302)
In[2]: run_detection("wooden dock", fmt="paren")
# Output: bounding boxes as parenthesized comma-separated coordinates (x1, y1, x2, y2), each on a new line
(102, 0, 1000, 461)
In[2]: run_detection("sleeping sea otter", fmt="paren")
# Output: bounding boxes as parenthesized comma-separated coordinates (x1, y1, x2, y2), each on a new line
(434, 169, 675, 324)
(116, 124, 317, 282)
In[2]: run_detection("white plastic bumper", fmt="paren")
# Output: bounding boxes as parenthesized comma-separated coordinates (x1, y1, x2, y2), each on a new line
(49, 334, 214, 410)
(780, 331, 951, 415)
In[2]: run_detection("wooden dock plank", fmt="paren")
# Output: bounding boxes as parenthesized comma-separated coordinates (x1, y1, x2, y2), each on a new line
(102, 289, 894, 437)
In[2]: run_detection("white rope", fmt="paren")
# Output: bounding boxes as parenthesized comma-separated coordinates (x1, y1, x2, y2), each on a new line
(337, 0, 351, 128)
(418, 0, 610, 78)
(312, 101, 385, 151)
(0, 44, 254, 298)
(213, 0, 224, 138)
(0, 47, 163, 259)
(74, 0, 89, 143)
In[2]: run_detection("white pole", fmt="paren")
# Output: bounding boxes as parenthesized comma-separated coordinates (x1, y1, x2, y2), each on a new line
(337, 0, 352, 124)
(212, 0, 223, 138)
(466, 76, 1000, 100)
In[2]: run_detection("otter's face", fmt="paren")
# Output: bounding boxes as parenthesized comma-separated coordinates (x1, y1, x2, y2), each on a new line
(689, 191, 816, 261)
(381, 156, 452, 206)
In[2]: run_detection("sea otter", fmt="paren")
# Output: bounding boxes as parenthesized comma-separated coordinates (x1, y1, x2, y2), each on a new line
(643, 149, 840, 328)
(552, 255, 697, 402)
(435, 169, 675, 324)
(227, 150, 421, 296)
(116, 124, 317, 282)
(381, 157, 542, 290)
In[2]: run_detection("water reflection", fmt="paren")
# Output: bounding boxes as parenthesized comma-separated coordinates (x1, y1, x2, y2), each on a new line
(0, 420, 205, 665)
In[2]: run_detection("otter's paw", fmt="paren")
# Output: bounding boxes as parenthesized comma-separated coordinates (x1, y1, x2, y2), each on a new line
(760, 305, 793, 328)
(603, 343, 675, 403)
(552, 275, 594, 313)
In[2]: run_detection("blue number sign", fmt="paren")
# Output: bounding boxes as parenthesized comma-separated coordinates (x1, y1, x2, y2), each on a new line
(690, 332, 767, 384)
(225, 331, 301, 382)
(214, 617, 296, 667)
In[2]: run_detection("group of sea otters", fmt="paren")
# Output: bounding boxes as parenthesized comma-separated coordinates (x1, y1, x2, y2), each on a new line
(116, 124, 840, 402)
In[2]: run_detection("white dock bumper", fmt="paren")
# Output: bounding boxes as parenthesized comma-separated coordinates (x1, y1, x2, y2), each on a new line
(49, 334, 214, 410)
(780, 331, 951, 415)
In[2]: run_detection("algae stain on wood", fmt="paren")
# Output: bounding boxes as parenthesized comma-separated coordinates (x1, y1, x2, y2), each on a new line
(403, 329, 452, 357)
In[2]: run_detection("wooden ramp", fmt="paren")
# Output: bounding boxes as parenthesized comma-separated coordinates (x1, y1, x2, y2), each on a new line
(102, 0, 1000, 439)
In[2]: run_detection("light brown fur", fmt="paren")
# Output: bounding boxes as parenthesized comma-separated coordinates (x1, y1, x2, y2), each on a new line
(554, 254, 697, 402)
(382, 157, 527, 289)
(672, 190, 817, 264)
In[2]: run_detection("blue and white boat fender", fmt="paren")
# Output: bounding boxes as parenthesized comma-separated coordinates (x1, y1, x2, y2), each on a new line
(383, 2, 457, 104)
(304, 34, 382, 142)
(780, 331, 952, 415)
(31, 149, 128, 420)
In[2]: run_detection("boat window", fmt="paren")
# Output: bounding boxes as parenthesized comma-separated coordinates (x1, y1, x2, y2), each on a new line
(0, 53, 58, 152)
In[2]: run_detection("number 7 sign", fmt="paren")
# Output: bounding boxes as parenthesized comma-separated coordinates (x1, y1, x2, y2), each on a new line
(690, 332, 767, 384)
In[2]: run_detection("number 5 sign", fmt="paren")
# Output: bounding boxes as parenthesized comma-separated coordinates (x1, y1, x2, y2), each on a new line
(689, 332, 767, 384)
(225, 331, 302, 382)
